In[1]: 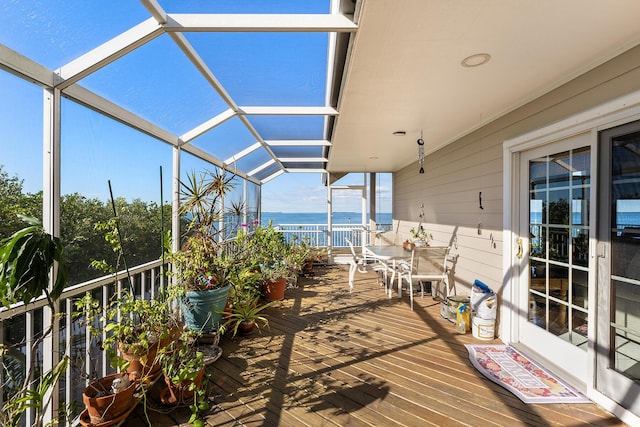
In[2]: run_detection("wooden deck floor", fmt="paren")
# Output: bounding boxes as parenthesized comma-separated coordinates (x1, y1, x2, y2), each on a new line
(122, 263, 625, 427)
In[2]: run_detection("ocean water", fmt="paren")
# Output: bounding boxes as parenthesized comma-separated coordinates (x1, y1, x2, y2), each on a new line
(261, 211, 392, 226)
(260, 212, 392, 247)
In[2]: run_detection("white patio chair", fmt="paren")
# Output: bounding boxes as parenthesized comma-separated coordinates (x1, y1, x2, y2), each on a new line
(399, 246, 452, 310)
(345, 238, 389, 292)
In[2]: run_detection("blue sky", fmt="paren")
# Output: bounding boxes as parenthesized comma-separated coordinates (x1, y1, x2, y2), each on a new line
(0, 1, 392, 213)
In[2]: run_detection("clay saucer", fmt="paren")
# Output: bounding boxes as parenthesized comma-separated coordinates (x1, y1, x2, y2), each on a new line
(78, 400, 137, 427)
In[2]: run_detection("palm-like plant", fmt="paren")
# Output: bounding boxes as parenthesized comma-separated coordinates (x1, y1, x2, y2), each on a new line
(223, 298, 277, 337)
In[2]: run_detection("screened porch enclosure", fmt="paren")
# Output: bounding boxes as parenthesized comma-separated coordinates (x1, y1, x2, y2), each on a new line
(5, 0, 640, 425)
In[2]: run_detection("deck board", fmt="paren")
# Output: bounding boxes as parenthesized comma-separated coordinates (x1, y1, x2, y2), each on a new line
(121, 264, 626, 426)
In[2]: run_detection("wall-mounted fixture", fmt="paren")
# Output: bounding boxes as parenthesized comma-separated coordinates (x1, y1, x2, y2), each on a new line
(393, 130, 406, 136)
(417, 131, 425, 174)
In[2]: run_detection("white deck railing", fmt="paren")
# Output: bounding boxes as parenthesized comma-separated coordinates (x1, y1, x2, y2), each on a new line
(275, 223, 392, 247)
(0, 259, 167, 425)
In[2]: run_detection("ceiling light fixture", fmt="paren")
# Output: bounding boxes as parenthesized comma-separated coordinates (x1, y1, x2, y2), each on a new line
(417, 131, 425, 174)
(461, 53, 491, 68)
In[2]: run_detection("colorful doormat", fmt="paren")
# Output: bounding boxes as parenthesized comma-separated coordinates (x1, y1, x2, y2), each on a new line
(465, 344, 590, 404)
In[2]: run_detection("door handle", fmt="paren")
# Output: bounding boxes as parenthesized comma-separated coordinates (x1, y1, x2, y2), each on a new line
(515, 237, 523, 259)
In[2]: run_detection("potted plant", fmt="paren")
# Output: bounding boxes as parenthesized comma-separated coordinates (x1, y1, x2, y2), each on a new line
(286, 237, 311, 280)
(408, 225, 432, 248)
(223, 298, 277, 336)
(77, 216, 182, 382)
(80, 372, 137, 426)
(224, 265, 276, 336)
(158, 330, 208, 424)
(77, 289, 181, 382)
(169, 169, 237, 333)
(0, 215, 69, 427)
(244, 222, 293, 301)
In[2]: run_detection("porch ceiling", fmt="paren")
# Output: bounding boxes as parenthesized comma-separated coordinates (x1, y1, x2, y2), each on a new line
(328, 0, 640, 174)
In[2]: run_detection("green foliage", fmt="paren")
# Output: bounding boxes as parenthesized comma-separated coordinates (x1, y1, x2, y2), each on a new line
(0, 211, 70, 426)
(62, 195, 172, 285)
(0, 215, 67, 307)
(409, 225, 431, 243)
(0, 166, 41, 240)
(157, 330, 207, 423)
(242, 222, 294, 281)
(0, 356, 69, 427)
(223, 299, 277, 337)
(75, 287, 182, 374)
(170, 168, 238, 291)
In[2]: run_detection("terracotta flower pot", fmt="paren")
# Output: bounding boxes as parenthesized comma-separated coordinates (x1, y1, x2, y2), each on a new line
(118, 341, 162, 380)
(238, 319, 256, 335)
(303, 259, 314, 273)
(82, 373, 137, 425)
(263, 278, 286, 301)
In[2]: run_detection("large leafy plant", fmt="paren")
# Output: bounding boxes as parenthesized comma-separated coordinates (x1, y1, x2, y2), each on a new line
(169, 169, 237, 291)
(0, 215, 67, 306)
(0, 215, 69, 427)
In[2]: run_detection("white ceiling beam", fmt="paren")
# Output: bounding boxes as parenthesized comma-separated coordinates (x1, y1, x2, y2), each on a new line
(164, 14, 357, 32)
(55, 19, 163, 89)
(239, 106, 339, 116)
(0, 44, 57, 88)
(247, 159, 276, 177)
(284, 168, 328, 173)
(139, 0, 168, 24)
(168, 32, 239, 109)
(165, 28, 286, 176)
(63, 84, 178, 146)
(279, 158, 328, 162)
(237, 114, 287, 172)
(260, 169, 286, 184)
(62, 84, 262, 185)
(180, 109, 236, 144)
(266, 140, 332, 146)
(180, 144, 261, 185)
(224, 142, 263, 165)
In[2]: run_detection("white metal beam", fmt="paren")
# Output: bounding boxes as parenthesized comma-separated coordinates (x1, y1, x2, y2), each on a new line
(140, 0, 168, 24)
(41, 86, 61, 426)
(0, 44, 57, 88)
(180, 143, 261, 185)
(279, 157, 328, 162)
(164, 13, 357, 32)
(55, 19, 163, 89)
(239, 106, 339, 116)
(266, 139, 332, 146)
(260, 169, 286, 184)
(63, 84, 179, 146)
(284, 168, 328, 173)
(180, 109, 236, 144)
(164, 29, 287, 177)
(237, 114, 287, 172)
(224, 142, 262, 165)
(168, 32, 239, 109)
(247, 159, 276, 177)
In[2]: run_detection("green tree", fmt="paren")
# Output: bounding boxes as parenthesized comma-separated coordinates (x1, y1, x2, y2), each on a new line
(0, 166, 41, 239)
(60, 193, 113, 284)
